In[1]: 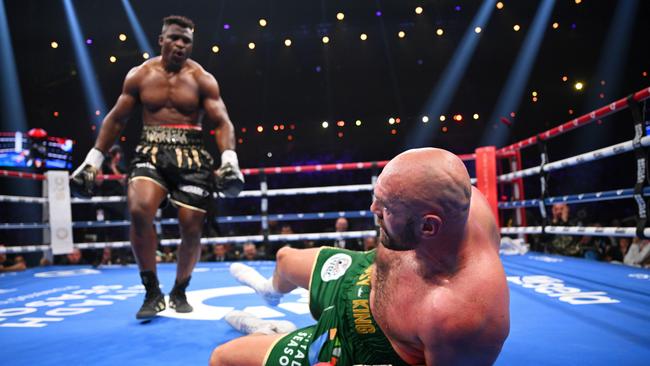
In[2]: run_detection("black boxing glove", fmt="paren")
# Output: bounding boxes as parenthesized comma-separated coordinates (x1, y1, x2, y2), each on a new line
(215, 150, 244, 198)
(70, 148, 104, 197)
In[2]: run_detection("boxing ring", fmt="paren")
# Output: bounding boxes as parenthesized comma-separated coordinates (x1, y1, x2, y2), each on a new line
(1, 86, 650, 365)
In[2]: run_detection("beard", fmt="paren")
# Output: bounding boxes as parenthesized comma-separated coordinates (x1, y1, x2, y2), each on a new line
(378, 216, 418, 251)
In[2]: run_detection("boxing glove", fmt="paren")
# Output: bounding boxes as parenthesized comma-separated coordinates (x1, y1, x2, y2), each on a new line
(70, 148, 104, 197)
(215, 150, 244, 197)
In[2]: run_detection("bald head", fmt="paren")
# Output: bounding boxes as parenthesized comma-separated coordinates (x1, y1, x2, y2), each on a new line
(373, 148, 472, 250)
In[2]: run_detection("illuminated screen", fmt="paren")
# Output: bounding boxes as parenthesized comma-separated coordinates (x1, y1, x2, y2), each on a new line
(0, 132, 74, 169)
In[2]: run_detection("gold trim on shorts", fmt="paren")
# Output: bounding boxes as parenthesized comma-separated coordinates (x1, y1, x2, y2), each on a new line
(128, 176, 168, 192)
(169, 198, 207, 213)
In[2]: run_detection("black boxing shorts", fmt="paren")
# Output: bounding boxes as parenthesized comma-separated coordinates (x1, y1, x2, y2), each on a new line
(129, 125, 214, 212)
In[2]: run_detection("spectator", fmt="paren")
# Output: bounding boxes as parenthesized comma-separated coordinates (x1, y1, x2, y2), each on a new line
(160, 246, 176, 263)
(205, 244, 236, 262)
(240, 242, 262, 261)
(100, 247, 114, 266)
(55, 248, 85, 265)
(624, 237, 650, 267)
(332, 217, 361, 250)
(548, 203, 581, 256)
(0, 246, 27, 272)
(362, 236, 378, 251)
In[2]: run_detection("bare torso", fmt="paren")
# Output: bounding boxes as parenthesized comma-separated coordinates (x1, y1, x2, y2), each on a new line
(370, 187, 510, 365)
(134, 56, 204, 126)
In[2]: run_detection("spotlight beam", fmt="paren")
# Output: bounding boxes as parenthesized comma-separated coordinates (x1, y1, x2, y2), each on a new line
(62, 0, 106, 133)
(0, 0, 27, 131)
(405, 0, 496, 149)
(480, 0, 555, 148)
(120, 0, 154, 56)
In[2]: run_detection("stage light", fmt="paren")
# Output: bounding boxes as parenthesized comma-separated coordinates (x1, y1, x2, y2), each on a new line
(436, 28, 444, 36)
(510, 112, 516, 118)
(322, 36, 330, 44)
(51, 41, 59, 49)
(248, 42, 256, 50)
(118, 33, 127, 41)
(532, 97, 538, 102)
(473, 113, 479, 120)
(223, 24, 230, 30)
(574, 81, 584, 90)
(257, 125, 264, 132)
(53, 111, 59, 117)
(211, 45, 220, 53)
(121, 0, 154, 57)
(284, 39, 292, 47)
(600, 80, 606, 85)
(336, 12, 344, 21)
(599, 93, 605, 99)
(322, 121, 329, 128)
(422, 116, 429, 123)
(238, 138, 243, 144)
(455, 5, 461, 11)
(267, 152, 272, 158)
(336, 120, 345, 127)
(398, 31, 406, 38)
(453, 114, 463, 122)
(391, 129, 397, 135)
(241, 127, 247, 133)
(575, 0, 582, 4)
(287, 135, 293, 141)
(355, 120, 362, 126)
(532, 91, 538, 97)
(109, 56, 117, 63)
(273, 125, 279, 131)
(375, 11, 382, 17)
(442, 126, 448, 133)
(415, 7, 423, 15)
(388, 117, 395, 125)
(474, 27, 482, 33)
(95, 110, 101, 115)
(562, 75, 568, 82)
(259, 19, 267, 27)
(552, 22, 559, 29)
(338, 132, 344, 138)
(513, 24, 521, 32)
(279, 124, 285, 130)
(643, 71, 648, 77)
(568, 109, 574, 115)
(142, 52, 149, 59)
(439, 115, 446, 122)
(360, 33, 368, 41)
(85, 38, 92, 45)
(496, 2, 504, 9)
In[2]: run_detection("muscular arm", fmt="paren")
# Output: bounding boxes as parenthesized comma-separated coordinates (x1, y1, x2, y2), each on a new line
(94, 67, 140, 153)
(198, 72, 236, 152)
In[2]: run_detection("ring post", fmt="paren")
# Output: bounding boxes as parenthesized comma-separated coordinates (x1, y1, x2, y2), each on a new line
(476, 147, 499, 227)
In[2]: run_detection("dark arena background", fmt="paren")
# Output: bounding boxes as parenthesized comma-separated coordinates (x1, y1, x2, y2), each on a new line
(1, 1, 650, 365)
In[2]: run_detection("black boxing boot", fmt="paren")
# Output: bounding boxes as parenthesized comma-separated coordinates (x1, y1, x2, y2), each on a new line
(169, 276, 193, 313)
(136, 270, 166, 320)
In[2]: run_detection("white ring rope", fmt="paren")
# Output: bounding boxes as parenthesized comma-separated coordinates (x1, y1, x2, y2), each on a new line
(0, 194, 47, 204)
(0, 230, 378, 254)
(498, 135, 650, 182)
(501, 226, 650, 238)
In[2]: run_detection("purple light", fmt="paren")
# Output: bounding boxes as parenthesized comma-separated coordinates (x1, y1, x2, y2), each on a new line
(375, 11, 382, 17)
(223, 24, 230, 30)
(417, 59, 423, 65)
(85, 38, 93, 45)
(315, 66, 322, 73)
(455, 5, 461, 11)
(571, 23, 576, 29)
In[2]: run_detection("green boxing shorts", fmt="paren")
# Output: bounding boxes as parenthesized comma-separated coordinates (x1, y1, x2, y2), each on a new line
(263, 247, 409, 366)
